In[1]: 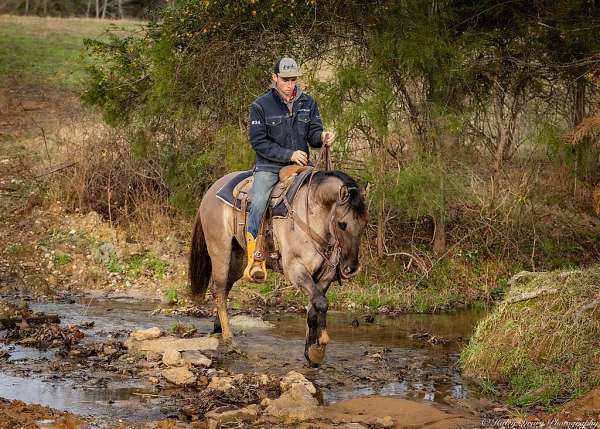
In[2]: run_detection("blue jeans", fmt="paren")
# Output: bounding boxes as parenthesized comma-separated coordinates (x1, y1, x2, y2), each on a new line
(247, 171, 279, 238)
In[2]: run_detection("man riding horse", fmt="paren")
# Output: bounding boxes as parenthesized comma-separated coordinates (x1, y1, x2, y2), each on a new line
(189, 58, 366, 367)
(245, 57, 335, 282)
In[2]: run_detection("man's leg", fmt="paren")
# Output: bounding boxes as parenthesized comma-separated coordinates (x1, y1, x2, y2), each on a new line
(245, 170, 279, 281)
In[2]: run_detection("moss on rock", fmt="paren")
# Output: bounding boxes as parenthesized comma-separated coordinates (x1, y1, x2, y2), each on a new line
(461, 266, 600, 407)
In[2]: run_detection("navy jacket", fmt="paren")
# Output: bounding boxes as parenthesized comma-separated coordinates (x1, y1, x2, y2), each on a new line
(249, 87, 323, 173)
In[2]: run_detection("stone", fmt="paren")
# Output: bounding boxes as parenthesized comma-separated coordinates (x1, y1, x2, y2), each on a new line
(130, 327, 162, 341)
(264, 383, 318, 422)
(92, 242, 118, 264)
(206, 404, 258, 429)
(208, 376, 234, 391)
(229, 315, 274, 330)
(181, 350, 212, 367)
(124, 335, 219, 354)
(162, 367, 196, 386)
(145, 351, 161, 362)
(162, 349, 182, 366)
(256, 373, 271, 386)
(280, 371, 316, 395)
(375, 415, 394, 428)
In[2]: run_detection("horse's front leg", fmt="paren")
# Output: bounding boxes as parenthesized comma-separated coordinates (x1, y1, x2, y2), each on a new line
(288, 264, 330, 367)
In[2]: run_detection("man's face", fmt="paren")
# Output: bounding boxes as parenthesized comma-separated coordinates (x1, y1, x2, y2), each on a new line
(272, 73, 297, 100)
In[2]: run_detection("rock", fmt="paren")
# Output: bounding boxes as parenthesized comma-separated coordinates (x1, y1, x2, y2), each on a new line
(162, 349, 182, 366)
(145, 351, 161, 362)
(124, 336, 219, 354)
(256, 373, 271, 386)
(162, 367, 196, 386)
(342, 424, 369, 429)
(181, 350, 212, 367)
(92, 242, 118, 264)
(264, 383, 318, 422)
(148, 376, 159, 384)
(208, 376, 234, 391)
(280, 371, 316, 395)
(229, 315, 274, 330)
(375, 415, 394, 428)
(206, 404, 258, 429)
(130, 327, 162, 341)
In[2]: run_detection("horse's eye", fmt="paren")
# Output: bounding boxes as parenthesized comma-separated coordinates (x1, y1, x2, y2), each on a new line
(338, 221, 347, 231)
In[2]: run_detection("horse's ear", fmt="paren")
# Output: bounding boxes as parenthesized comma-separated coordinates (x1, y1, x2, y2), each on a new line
(361, 182, 370, 198)
(339, 185, 350, 203)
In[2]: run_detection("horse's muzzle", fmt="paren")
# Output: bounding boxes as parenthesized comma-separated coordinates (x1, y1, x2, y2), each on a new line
(341, 264, 361, 279)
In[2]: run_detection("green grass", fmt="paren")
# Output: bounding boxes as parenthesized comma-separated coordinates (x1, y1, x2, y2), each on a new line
(53, 252, 72, 266)
(164, 288, 178, 305)
(0, 15, 142, 89)
(107, 254, 124, 273)
(460, 266, 600, 408)
(125, 253, 169, 279)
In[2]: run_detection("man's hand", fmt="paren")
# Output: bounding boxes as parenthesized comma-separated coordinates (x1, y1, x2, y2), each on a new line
(291, 150, 308, 166)
(321, 130, 336, 146)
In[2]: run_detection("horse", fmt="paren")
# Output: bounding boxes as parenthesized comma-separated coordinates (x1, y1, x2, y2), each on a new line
(188, 168, 367, 366)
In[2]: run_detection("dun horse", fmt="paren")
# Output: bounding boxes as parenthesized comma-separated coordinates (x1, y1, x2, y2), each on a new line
(189, 169, 367, 366)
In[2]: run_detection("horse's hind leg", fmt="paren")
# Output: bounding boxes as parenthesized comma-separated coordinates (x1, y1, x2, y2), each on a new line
(212, 240, 245, 335)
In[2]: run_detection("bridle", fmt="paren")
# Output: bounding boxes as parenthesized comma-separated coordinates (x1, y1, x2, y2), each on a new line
(283, 145, 356, 282)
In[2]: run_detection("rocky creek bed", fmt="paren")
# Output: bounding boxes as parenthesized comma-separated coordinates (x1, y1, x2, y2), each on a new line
(0, 284, 509, 428)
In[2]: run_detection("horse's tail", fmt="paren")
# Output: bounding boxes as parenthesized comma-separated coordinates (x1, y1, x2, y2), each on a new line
(189, 212, 211, 302)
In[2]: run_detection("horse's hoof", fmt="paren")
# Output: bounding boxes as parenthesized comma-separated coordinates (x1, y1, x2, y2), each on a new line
(307, 344, 326, 365)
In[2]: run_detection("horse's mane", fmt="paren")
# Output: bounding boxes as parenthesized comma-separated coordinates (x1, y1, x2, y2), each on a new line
(311, 170, 366, 216)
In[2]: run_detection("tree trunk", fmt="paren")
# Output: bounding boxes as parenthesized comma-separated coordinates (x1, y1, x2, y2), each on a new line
(432, 176, 446, 256)
(572, 77, 586, 128)
(375, 141, 387, 259)
(117, 0, 123, 18)
(101, 0, 108, 18)
(25, 0, 29, 15)
(86, 0, 91, 17)
(95, 0, 99, 18)
(42, 0, 47, 15)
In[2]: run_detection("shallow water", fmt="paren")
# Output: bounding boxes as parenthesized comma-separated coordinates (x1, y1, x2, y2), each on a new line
(0, 295, 487, 420)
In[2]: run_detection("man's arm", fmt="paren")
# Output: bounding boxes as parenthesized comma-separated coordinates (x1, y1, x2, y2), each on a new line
(249, 102, 294, 163)
(307, 101, 324, 148)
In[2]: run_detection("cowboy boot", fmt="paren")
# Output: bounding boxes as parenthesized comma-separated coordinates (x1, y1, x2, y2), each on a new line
(244, 232, 267, 282)
(250, 235, 267, 281)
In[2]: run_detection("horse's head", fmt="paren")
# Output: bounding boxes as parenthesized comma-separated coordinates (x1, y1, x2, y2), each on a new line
(315, 171, 368, 279)
(331, 183, 368, 279)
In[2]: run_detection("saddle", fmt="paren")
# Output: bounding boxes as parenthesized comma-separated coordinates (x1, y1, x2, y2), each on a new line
(216, 166, 313, 268)
(232, 165, 305, 215)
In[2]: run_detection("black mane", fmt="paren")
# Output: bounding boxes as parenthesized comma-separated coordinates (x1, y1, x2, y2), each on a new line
(312, 170, 367, 216)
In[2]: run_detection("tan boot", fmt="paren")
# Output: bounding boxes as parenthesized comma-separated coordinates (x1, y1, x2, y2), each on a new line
(244, 232, 267, 282)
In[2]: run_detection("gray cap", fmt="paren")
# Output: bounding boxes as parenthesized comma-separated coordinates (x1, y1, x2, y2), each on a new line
(274, 57, 302, 77)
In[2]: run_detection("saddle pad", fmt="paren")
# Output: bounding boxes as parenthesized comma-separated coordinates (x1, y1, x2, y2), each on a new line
(215, 170, 253, 210)
(215, 169, 313, 218)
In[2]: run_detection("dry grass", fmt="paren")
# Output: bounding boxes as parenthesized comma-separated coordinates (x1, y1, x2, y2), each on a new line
(461, 266, 600, 407)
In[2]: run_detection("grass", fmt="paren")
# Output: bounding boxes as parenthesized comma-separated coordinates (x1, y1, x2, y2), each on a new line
(126, 253, 169, 279)
(460, 266, 600, 408)
(53, 252, 72, 266)
(0, 15, 142, 89)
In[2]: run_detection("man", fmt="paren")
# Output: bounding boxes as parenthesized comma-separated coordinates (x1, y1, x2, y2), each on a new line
(244, 57, 335, 282)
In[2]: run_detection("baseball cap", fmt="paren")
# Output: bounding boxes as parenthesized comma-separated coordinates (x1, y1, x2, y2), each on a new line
(274, 57, 302, 77)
